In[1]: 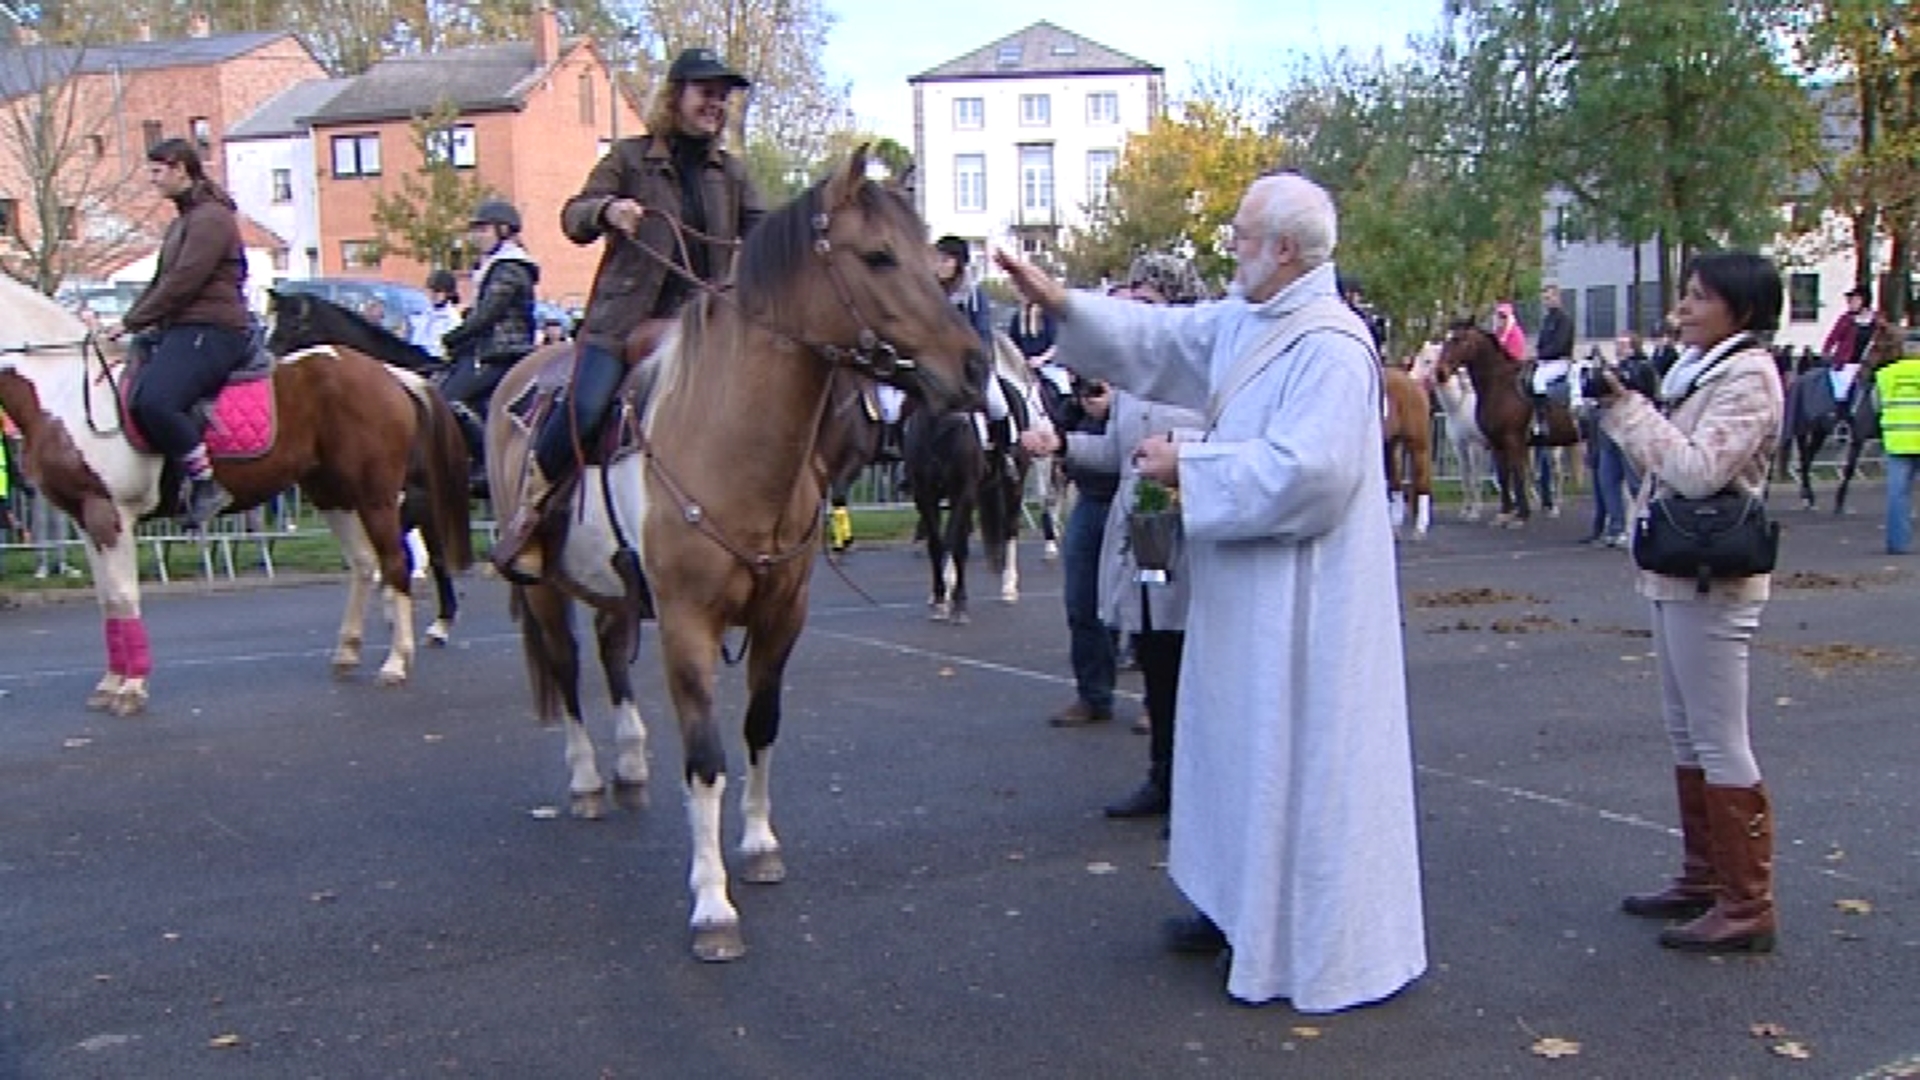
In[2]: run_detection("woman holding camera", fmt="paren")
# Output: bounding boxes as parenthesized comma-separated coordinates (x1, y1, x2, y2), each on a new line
(1591, 252, 1785, 954)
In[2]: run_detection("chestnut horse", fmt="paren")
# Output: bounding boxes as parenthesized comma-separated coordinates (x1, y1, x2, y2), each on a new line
(0, 273, 471, 714)
(486, 149, 983, 962)
(1437, 324, 1579, 524)
(1381, 365, 1434, 538)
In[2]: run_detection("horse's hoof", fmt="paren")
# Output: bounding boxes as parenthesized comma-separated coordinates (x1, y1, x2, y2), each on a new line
(1502, 518, 1526, 530)
(950, 609, 970, 626)
(741, 849, 787, 885)
(109, 690, 148, 717)
(611, 777, 649, 811)
(425, 623, 451, 647)
(85, 689, 115, 711)
(691, 922, 747, 963)
(374, 666, 407, 688)
(928, 605, 950, 623)
(570, 788, 609, 820)
(999, 591, 1018, 604)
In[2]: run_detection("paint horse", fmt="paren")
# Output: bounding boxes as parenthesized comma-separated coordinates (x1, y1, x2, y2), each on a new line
(1381, 363, 1434, 538)
(0, 273, 472, 714)
(1409, 340, 1493, 520)
(486, 149, 983, 961)
(265, 290, 475, 645)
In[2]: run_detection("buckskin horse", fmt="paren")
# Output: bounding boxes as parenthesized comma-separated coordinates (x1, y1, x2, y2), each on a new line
(0, 274, 472, 714)
(266, 290, 476, 645)
(1437, 323, 1579, 525)
(485, 149, 982, 962)
(1381, 364, 1434, 539)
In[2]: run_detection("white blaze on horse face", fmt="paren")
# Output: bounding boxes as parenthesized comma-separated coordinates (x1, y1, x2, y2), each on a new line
(686, 775, 739, 929)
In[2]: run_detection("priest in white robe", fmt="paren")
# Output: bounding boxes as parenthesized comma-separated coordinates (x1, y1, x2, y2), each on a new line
(995, 173, 1426, 1012)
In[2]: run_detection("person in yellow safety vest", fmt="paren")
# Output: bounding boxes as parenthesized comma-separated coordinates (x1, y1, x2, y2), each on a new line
(1874, 352, 1920, 555)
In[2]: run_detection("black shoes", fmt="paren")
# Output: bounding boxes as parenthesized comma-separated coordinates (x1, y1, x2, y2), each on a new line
(1163, 912, 1228, 955)
(182, 477, 232, 531)
(1105, 780, 1169, 819)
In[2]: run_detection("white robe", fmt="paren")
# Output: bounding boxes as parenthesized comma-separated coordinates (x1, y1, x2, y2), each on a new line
(1055, 263, 1427, 1011)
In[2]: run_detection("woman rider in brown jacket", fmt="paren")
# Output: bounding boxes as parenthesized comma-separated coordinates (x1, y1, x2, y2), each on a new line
(118, 138, 254, 529)
(493, 47, 766, 580)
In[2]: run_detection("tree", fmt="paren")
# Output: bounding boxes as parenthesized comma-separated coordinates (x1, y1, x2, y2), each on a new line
(1061, 94, 1285, 287)
(367, 101, 493, 271)
(0, 28, 156, 293)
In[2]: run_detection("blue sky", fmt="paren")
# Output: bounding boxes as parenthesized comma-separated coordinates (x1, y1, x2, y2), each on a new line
(820, 0, 1446, 142)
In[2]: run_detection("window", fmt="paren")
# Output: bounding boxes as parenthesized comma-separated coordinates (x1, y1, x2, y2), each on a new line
(270, 168, 292, 204)
(190, 116, 211, 149)
(331, 133, 382, 177)
(141, 120, 163, 149)
(955, 154, 986, 213)
(270, 248, 290, 272)
(1019, 94, 1050, 127)
(1788, 273, 1820, 323)
(1086, 92, 1118, 125)
(578, 72, 595, 126)
(0, 198, 17, 238)
(1086, 149, 1117, 206)
(1019, 144, 1054, 215)
(953, 97, 984, 130)
(1583, 285, 1617, 341)
(425, 125, 476, 169)
(339, 239, 379, 268)
(995, 43, 1022, 68)
(1627, 282, 1666, 334)
(87, 134, 105, 159)
(1551, 204, 1586, 248)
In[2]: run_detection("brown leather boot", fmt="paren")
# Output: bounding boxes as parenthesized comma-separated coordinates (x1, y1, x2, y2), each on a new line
(491, 463, 553, 585)
(1659, 783, 1776, 953)
(1622, 766, 1716, 919)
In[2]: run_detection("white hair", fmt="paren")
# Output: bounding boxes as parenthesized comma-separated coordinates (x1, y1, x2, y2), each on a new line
(1248, 173, 1337, 268)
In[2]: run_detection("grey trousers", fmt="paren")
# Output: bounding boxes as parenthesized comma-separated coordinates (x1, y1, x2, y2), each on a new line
(1650, 596, 1765, 786)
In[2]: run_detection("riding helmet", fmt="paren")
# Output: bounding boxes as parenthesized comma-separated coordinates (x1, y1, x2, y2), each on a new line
(934, 235, 971, 267)
(469, 199, 522, 232)
(426, 269, 458, 295)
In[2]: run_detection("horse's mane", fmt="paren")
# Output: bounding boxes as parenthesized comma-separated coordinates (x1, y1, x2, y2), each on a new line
(278, 291, 430, 370)
(1, 273, 90, 351)
(734, 175, 922, 304)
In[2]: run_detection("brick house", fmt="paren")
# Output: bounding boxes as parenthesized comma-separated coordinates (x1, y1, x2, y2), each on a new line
(0, 20, 326, 287)
(305, 8, 642, 307)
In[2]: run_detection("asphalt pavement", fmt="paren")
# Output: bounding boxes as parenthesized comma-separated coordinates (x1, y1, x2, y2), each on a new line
(2, 488, 1916, 1079)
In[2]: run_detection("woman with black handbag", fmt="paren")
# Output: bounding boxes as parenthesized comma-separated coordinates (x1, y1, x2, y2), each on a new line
(1589, 251, 1786, 954)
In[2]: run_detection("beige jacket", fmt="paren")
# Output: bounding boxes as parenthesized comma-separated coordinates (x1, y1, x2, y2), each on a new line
(1600, 343, 1783, 603)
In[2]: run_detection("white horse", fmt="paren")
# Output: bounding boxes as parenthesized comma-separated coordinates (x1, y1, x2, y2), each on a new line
(0, 274, 468, 715)
(1409, 340, 1494, 521)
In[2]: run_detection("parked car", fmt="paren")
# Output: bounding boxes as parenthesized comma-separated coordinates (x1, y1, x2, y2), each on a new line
(55, 281, 145, 333)
(273, 277, 431, 341)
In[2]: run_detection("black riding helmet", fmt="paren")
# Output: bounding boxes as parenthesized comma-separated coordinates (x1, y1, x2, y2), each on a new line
(470, 199, 522, 233)
(934, 235, 971, 267)
(425, 269, 458, 295)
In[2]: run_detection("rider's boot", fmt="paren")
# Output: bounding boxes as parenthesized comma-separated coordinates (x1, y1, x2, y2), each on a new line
(492, 462, 555, 585)
(182, 475, 233, 532)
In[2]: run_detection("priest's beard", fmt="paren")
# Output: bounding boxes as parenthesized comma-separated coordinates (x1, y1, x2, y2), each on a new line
(1230, 246, 1279, 300)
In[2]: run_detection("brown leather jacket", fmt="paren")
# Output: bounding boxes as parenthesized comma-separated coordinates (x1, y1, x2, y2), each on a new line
(560, 134, 765, 356)
(122, 183, 251, 335)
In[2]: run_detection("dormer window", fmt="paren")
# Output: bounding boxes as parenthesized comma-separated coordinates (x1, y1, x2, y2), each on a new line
(996, 43, 1021, 68)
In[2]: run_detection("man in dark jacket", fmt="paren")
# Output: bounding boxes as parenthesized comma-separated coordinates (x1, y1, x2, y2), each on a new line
(1531, 283, 1574, 436)
(441, 199, 538, 409)
(494, 46, 765, 581)
(119, 138, 254, 529)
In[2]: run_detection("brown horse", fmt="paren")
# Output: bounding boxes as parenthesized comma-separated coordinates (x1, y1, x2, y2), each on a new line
(0, 273, 472, 715)
(486, 149, 983, 962)
(1781, 318, 1903, 512)
(1437, 324, 1579, 524)
(1381, 365, 1434, 538)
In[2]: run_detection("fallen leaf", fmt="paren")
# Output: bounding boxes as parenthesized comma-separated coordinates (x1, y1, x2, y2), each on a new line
(528, 806, 559, 820)
(937, 666, 956, 678)
(208, 1034, 243, 1049)
(1085, 861, 1117, 875)
(1824, 849, 1845, 863)
(1774, 696, 1794, 707)
(1836, 898, 1873, 915)
(1530, 1036, 1581, 1059)
(1290, 1026, 1322, 1039)
(62, 737, 92, 749)
(422, 733, 444, 742)
(1772, 1041, 1812, 1060)
(1749, 1021, 1789, 1038)
(309, 890, 337, 904)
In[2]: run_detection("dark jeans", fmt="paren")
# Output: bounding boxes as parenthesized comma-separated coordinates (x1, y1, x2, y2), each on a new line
(1589, 432, 1629, 537)
(533, 342, 624, 480)
(1135, 619, 1185, 779)
(1063, 495, 1115, 713)
(129, 324, 250, 458)
(440, 353, 509, 418)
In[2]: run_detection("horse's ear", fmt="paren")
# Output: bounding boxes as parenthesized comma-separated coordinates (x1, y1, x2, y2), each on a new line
(824, 143, 872, 210)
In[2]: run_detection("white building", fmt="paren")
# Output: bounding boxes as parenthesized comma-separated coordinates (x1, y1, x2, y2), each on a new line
(909, 21, 1163, 274)
(222, 77, 352, 295)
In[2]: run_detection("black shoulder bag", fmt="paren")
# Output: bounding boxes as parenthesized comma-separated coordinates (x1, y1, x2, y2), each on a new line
(1630, 347, 1780, 594)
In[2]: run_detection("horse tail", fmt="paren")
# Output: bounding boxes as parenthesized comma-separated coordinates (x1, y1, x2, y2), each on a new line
(508, 584, 567, 726)
(406, 383, 475, 574)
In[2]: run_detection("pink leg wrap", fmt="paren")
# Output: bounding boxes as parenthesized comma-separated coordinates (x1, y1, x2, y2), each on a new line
(103, 618, 127, 677)
(116, 617, 153, 679)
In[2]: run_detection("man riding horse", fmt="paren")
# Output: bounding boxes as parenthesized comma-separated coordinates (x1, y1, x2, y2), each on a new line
(440, 200, 539, 487)
(492, 46, 766, 582)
